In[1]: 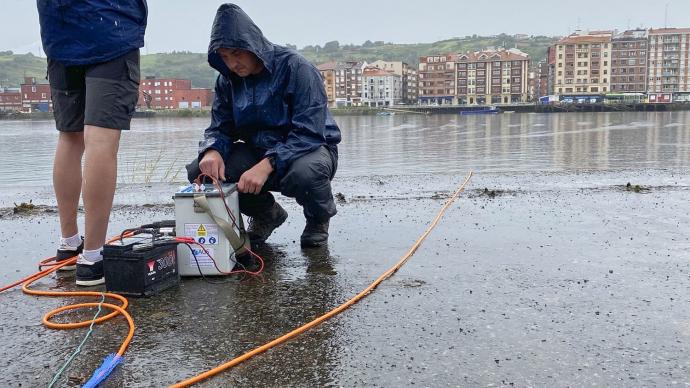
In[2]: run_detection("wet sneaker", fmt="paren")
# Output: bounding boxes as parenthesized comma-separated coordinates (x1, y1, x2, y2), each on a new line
(55, 237, 84, 271)
(300, 218, 330, 248)
(247, 202, 288, 244)
(76, 256, 105, 286)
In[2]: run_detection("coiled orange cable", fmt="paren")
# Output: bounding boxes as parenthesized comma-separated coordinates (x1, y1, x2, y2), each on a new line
(1, 233, 136, 359)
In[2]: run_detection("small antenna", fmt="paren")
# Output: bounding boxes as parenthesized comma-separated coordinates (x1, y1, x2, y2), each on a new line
(664, 3, 669, 28)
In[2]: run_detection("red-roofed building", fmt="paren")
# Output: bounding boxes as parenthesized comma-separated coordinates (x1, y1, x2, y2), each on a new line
(0, 89, 22, 111)
(361, 66, 402, 106)
(20, 77, 52, 112)
(455, 48, 530, 105)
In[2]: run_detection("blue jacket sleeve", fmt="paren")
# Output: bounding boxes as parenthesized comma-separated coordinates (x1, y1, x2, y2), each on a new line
(264, 61, 328, 176)
(198, 76, 234, 161)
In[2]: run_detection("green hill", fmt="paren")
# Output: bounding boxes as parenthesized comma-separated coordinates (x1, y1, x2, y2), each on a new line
(0, 34, 558, 88)
(299, 34, 558, 68)
(0, 51, 49, 87)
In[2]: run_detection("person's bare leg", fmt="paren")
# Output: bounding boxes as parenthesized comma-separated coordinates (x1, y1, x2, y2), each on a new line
(82, 125, 121, 251)
(53, 131, 85, 238)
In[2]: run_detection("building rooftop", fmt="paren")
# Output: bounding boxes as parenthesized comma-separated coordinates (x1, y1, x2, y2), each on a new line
(316, 61, 337, 71)
(648, 27, 690, 34)
(362, 67, 398, 77)
(613, 29, 648, 40)
(456, 48, 529, 62)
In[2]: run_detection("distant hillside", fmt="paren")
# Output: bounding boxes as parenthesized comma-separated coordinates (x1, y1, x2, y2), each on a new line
(0, 51, 48, 87)
(0, 34, 558, 88)
(299, 34, 558, 68)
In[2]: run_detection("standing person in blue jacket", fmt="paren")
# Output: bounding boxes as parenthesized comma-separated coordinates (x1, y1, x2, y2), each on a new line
(38, 1, 147, 285)
(186, 3, 341, 248)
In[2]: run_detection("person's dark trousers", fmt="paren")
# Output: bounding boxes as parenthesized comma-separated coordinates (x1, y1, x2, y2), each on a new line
(186, 143, 338, 221)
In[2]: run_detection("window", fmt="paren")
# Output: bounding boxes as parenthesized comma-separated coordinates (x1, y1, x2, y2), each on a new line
(31, 86, 36, 93)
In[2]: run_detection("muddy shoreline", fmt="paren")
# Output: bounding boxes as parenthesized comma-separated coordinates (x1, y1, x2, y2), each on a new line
(1, 170, 689, 386)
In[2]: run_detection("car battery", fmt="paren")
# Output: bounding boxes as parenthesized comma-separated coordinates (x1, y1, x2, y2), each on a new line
(174, 183, 245, 276)
(102, 235, 180, 297)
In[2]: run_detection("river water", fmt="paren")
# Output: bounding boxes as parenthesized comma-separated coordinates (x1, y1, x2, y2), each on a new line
(1, 111, 689, 188)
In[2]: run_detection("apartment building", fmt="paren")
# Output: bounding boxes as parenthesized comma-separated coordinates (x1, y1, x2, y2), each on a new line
(647, 28, 690, 100)
(456, 48, 530, 105)
(553, 31, 613, 95)
(317, 61, 337, 107)
(610, 29, 648, 93)
(370, 60, 418, 104)
(361, 66, 402, 106)
(334, 61, 365, 107)
(535, 60, 550, 98)
(418, 54, 456, 105)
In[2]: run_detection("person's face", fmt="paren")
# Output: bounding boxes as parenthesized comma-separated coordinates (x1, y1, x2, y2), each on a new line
(217, 48, 263, 77)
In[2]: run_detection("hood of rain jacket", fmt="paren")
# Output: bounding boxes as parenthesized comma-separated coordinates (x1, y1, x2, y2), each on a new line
(199, 3, 341, 178)
(37, 0, 147, 65)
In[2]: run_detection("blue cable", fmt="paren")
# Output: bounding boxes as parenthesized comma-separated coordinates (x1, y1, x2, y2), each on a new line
(48, 293, 105, 388)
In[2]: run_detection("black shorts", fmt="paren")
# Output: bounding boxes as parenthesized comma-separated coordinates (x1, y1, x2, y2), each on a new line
(47, 49, 140, 132)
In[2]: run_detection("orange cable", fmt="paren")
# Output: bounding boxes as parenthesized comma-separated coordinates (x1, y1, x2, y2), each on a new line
(2, 233, 137, 358)
(171, 171, 473, 387)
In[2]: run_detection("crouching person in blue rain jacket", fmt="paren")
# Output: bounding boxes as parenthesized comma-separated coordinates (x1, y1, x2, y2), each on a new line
(186, 3, 341, 248)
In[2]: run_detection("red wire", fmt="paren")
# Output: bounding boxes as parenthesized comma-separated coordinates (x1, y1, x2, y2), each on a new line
(192, 173, 266, 276)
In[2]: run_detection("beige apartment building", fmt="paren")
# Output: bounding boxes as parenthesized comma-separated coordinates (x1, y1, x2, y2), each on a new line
(418, 54, 456, 105)
(456, 48, 530, 105)
(610, 29, 648, 93)
(647, 28, 690, 99)
(317, 61, 337, 107)
(370, 60, 418, 104)
(553, 31, 613, 95)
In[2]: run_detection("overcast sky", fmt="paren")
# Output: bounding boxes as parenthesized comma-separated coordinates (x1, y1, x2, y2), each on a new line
(3, 0, 690, 56)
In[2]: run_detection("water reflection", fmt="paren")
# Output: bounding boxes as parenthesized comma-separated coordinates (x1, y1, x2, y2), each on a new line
(0, 112, 689, 188)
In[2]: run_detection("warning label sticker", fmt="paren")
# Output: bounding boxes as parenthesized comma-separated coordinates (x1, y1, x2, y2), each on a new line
(188, 247, 215, 268)
(184, 223, 219, 245)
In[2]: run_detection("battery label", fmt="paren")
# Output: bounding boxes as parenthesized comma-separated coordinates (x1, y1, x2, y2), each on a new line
(189, 247, 215, 268)
(184, 223, 219, 245)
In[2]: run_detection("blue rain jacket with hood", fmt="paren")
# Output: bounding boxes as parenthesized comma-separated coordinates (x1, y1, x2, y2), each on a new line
(200, 3, 341, 178)
(37, 0, 148, 66)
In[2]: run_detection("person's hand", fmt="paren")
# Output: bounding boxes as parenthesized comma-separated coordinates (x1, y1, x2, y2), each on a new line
(237, 158, 273, 194)
(199, 150, 226, 181)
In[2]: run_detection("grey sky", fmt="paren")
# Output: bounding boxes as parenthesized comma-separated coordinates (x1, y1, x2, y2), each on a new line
(3, 0, 690, 56)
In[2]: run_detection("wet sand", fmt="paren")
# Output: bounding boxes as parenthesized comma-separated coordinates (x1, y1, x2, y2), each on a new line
(1, 171, 689, 387)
